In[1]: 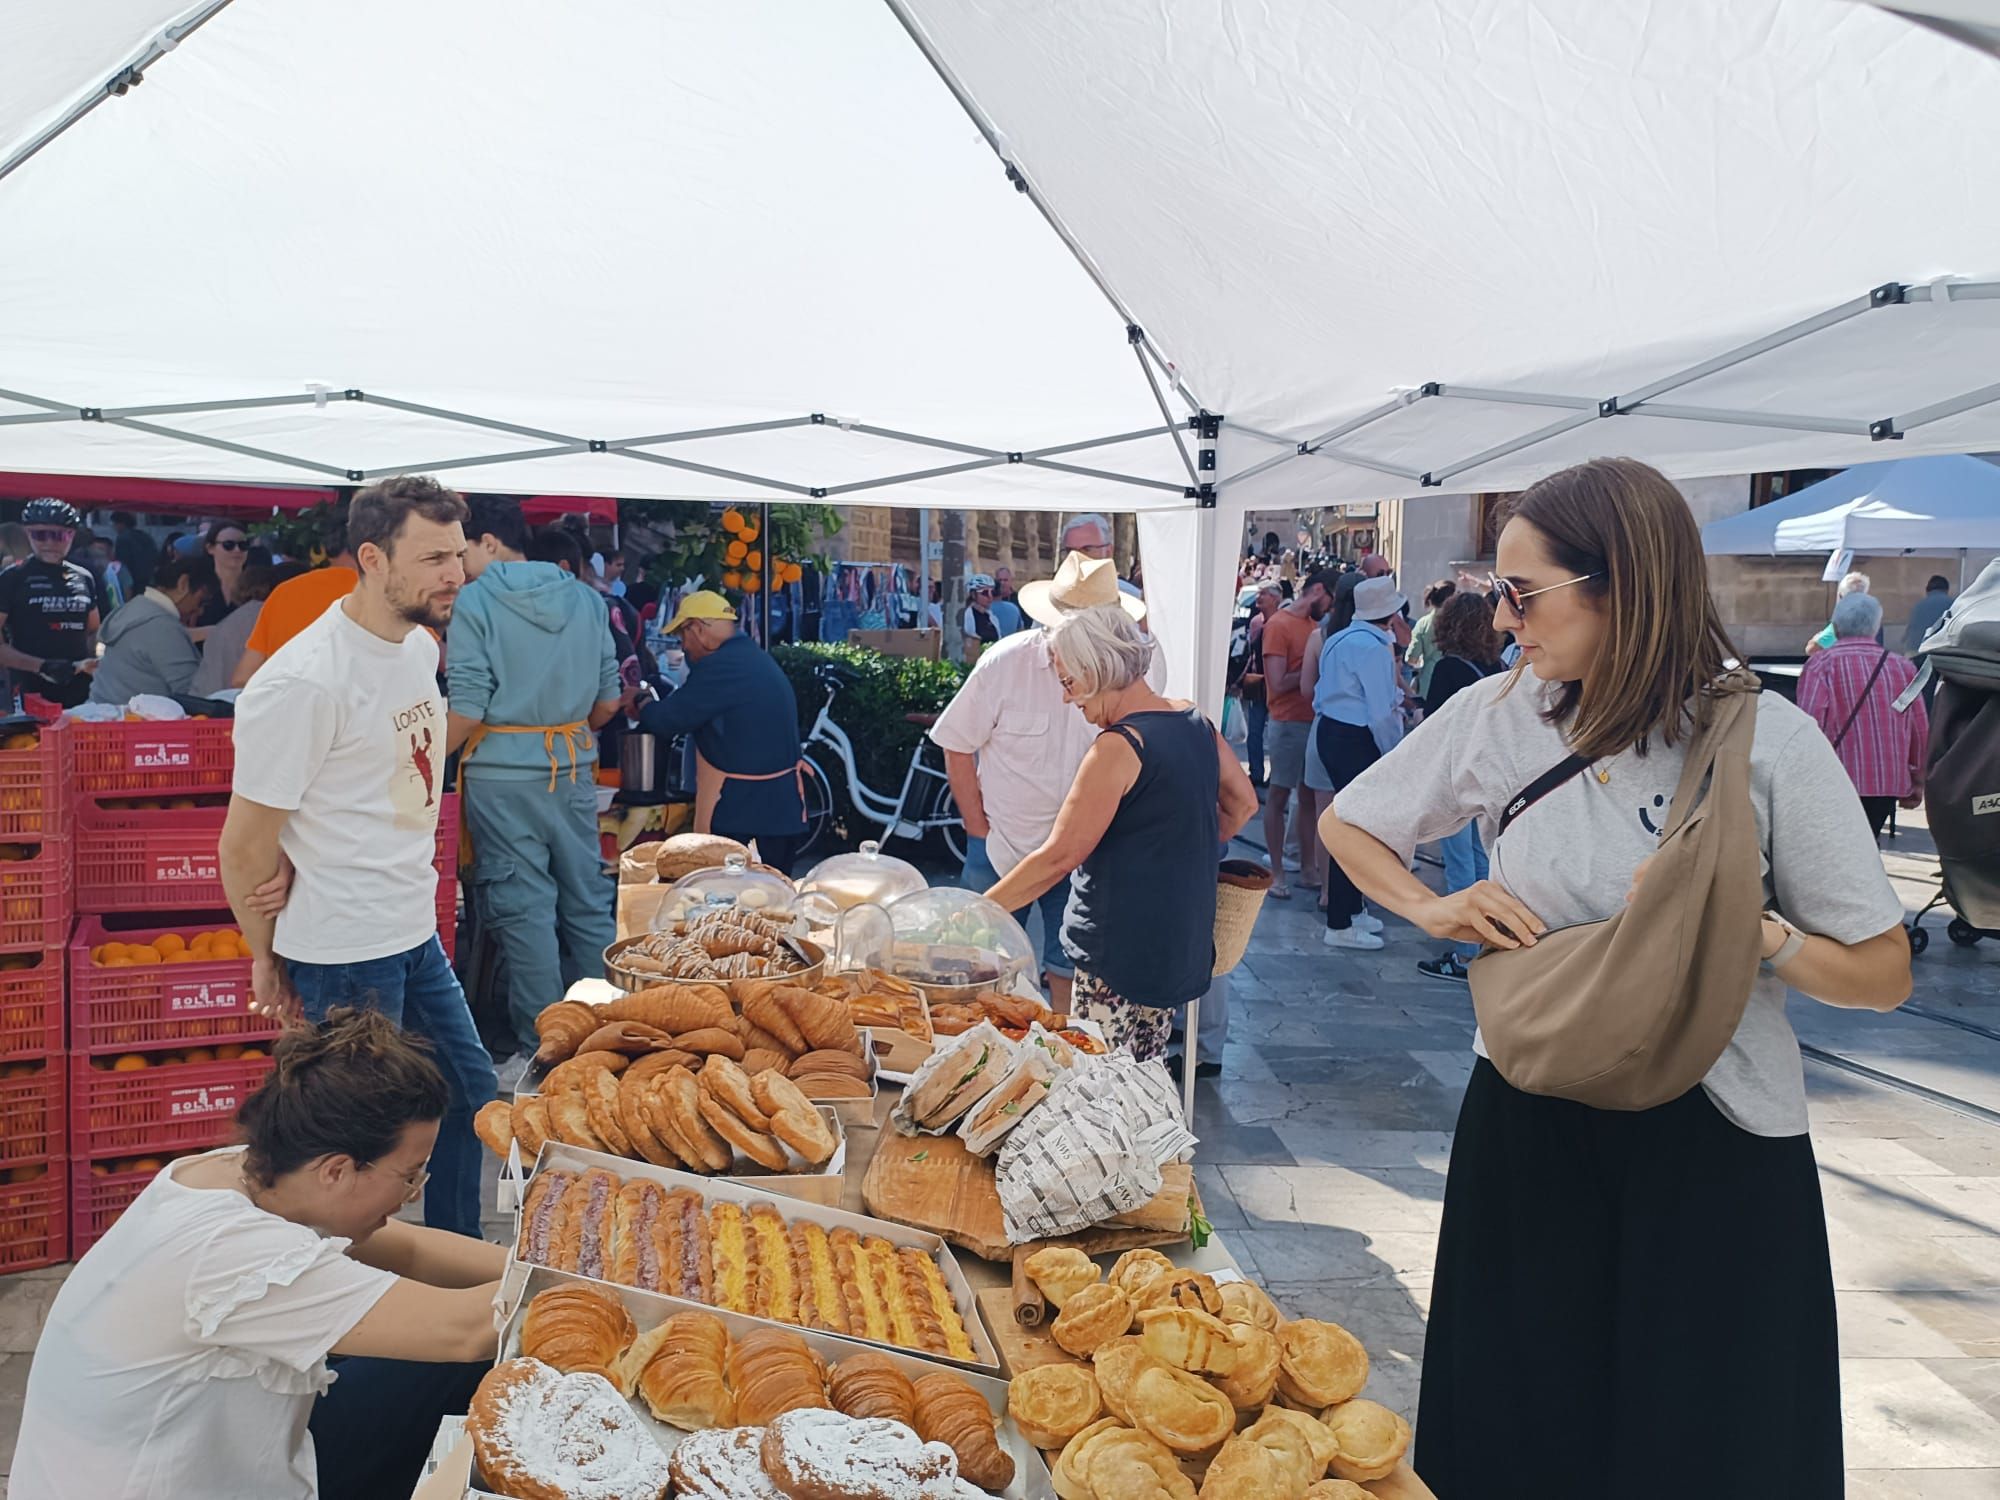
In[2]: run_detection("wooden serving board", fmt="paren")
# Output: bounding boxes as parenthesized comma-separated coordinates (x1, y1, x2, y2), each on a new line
(861, 1129, 1194, 1263)
(972, 1289, 1438, 1500)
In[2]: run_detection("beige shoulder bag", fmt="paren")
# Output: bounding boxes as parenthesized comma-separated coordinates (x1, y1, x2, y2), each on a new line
(1467, 670, 1764, 1111)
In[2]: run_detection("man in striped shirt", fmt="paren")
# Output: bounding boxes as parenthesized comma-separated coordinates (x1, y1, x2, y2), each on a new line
(1797, 592, 1929, 838)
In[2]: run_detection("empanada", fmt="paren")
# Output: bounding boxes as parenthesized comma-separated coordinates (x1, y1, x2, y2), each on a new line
(1277, 1319, 1369, 1408)
(1024, 1245, 1100, 1310)
(1215, 1280, 1282, 1332)
(1106, 1247, 1175, 1301)
(1127, 1361, 1235, 1454)
(1211, 1323, 1280, 1410)
(1242, 1407, 1338, 1491)
(1322, 1399, 1411, 1483)
(1197, 1433, 1289, 1500)
(1051, 1281, 1135, 1358)
(1091, 1337, 1158, 1426)
(1084, 1422, 1198, 1500)
(1138, 1307, 1238, 1375)
(1007, 1363, 1102, 1451)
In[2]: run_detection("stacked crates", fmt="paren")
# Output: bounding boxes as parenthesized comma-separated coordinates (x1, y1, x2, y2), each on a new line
(0, 723, 72, 1271)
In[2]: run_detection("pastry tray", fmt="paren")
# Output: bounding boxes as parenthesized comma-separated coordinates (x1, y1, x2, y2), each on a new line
(478, 1265, 1048, 1499)
(503, 1140, 1003, 1372)
(498, 1099, 850, 1209)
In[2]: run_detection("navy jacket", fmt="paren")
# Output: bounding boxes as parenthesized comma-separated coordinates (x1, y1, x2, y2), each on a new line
(638, 633, 806, 836)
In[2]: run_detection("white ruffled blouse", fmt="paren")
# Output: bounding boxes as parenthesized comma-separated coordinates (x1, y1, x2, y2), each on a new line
(13, 1146, 397, 1500)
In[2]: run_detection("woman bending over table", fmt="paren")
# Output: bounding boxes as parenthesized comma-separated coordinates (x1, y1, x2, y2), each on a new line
(15, 1009, 504, 1500)
(1320, 457, 1911, 1500)
(986, 604, 1258, 1060)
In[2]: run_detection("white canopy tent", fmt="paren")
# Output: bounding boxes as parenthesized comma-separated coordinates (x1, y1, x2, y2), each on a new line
(1701, 455, 2000, 559)
(3, 1, 2000, 710)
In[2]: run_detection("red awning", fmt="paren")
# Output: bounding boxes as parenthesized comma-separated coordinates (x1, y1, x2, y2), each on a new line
(0, 471, 336, 516)
(522, 494, 618, 525)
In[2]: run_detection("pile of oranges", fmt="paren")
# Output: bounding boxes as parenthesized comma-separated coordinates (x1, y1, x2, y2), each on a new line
(92, 929, 252, 966)
(87, 1151, 200, 1179)
(0, 731, 38, 753)
(91, 1044, 265, 1072)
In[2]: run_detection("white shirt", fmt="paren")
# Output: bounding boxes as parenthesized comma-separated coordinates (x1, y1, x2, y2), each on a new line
(928, 627, 1164, 874)
(13, 1147, 396, 1500)
(233, 602, 446, 964)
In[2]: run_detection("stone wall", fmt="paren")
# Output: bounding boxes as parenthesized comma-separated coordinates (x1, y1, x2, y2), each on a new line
(1378, 494, 1477, 595)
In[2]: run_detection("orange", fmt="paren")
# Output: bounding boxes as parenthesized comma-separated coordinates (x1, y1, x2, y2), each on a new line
(181, 1048, 215, 1065)
(742, 573, 762, 593)
(188, 937, 214, 959)
(214, 1044, 245, 1061)
(90, 944, 107, 964)
(111, 1054, 149, 1072)
(165, 950, 199, 963)
(128, 945, 163, 965)
(235, 937, 255, 958)
(721, 507, 745, 532)
(167, 798, 196, 810)
(722, 571, 742, 589)
(5, 1165, 43, 1184)
(153, 933, 186, 956)
(745, 549, 762, 571)
(218, 929, 242, 945)
(237, 1046, 265, 1060)
(725, 539, 747, 563)
(1, 1063, 34, 1079)
(90, 1163, 108, 1177)
(129, 1158, 163, 1174)
(102, 956, 134, 968)
(739, 523, 759, 543)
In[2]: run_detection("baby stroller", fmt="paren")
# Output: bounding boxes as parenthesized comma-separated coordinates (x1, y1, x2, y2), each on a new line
(1902, 557, 2000, 955)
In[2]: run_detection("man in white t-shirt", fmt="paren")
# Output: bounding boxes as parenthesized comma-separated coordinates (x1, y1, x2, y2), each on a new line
(220, 475, 497, 1238)
(930, 552, 1159, 1011)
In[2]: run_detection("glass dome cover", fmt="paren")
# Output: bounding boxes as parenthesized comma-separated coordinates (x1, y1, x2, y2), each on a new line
(799, 840, 927, 913)
(650, 852, 797, 931)
(881, 887, 1035, 990)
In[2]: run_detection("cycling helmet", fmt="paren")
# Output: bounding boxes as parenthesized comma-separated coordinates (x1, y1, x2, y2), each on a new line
(20, 498, 81, 529)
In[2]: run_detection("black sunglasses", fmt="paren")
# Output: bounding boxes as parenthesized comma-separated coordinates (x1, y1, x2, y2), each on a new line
(1489, 572, 1600, 617)
(212, 538, 248, 551)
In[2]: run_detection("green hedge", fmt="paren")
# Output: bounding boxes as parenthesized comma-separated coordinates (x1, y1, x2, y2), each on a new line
(773, 644, 968, 797)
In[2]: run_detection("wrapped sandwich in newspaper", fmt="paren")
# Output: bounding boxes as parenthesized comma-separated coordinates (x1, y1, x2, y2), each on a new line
(994, 1054, 1199, 1242)
(957, 1047, 1057, 1157)
(889, 1021, 1016, 1136)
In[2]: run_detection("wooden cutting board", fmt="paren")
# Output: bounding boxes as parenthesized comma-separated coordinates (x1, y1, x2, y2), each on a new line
(972, 1289, 1437, 1500)
(861, 1129, 1194, 1263)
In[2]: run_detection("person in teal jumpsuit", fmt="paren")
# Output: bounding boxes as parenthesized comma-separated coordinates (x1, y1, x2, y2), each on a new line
(445, 496, 624, 1056)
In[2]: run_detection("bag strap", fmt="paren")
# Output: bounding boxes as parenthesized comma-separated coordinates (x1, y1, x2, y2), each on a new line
(1497, 753, 1591, 836)
(1830, 648, 1893, 751)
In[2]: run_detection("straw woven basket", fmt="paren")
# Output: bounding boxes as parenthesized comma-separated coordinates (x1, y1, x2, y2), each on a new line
(1212, 858, 1275, 976)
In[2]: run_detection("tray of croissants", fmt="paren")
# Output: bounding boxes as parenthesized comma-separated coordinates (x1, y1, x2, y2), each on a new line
(463, 1269, 1050, 1499)
(512, 1148, 1004, 1372)
(607, 907, 826, 990)
(1002, 1246, 1414, 1500)
(515, 974, 879, 1125)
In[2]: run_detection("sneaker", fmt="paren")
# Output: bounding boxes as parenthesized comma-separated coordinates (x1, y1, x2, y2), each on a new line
(1195, 1061, 1223, 1079)
(1417, 953, 1470, 983)
(1323, 926, 1385, 951)
(1353, 911, 1384, 934)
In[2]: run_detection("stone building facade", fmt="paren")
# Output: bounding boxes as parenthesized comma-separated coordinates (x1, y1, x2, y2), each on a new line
(836, 506, 1137, 582)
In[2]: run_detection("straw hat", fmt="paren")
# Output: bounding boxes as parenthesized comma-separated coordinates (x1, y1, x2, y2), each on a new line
(1018, 551, 1148, 627)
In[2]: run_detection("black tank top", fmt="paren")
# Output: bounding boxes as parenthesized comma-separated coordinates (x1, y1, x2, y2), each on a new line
(1060, 707, 1220, 1007)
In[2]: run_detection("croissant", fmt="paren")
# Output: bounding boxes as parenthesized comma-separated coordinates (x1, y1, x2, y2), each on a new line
(623, 1049, 702, 1086)
(725, 1326, 829, 1426)
(696, 922, 785, 959)
(604, 983, 734, 1034)
(520, 1284, 635, 1384)
(533, 1000, 604, 1063)
(577, 1020, 681, 1056)
(541, 1053, 629, 1095)
(709, 952, 774, 978)
(741, 986, 810, 1053)
(775, 986, 861, 1053)
(671, 1027, 746, 1060)
(685, 905, 793, 941)
(618, 1310, 735, 1429)
(828, 1351, 917, 1426)
(911, 1370, 1015, 1492)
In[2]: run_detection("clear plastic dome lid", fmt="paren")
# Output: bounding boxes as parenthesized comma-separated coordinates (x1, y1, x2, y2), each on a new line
(650, 852, 798, 932)
(799, 840, 928, 913)
(881, 887, 1035, 990)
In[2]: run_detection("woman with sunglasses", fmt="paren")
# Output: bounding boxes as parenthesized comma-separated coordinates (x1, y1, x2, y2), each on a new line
(16, 1009, 503, 1500)
(1321, 458, 1911, 1500)
(196, 519, 252, 628)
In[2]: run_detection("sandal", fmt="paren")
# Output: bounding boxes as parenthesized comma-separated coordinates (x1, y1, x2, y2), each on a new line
(1268, 884, 1293, 901)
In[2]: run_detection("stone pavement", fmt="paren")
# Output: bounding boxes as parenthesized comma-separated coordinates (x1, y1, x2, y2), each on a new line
(0, 816, 1991, 1497)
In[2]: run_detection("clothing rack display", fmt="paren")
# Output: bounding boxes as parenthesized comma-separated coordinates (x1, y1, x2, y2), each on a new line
(822, 560, 920, 640)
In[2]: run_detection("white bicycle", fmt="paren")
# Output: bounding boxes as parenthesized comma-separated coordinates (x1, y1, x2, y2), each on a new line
(798, 662, 966, 865)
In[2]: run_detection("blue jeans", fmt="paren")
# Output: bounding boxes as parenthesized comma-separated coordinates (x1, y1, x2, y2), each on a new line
(286, 936, 498, 1237)
(959, 837, 1075, 979)
(311, 1356, 488, 1500)
(1438, 822, 1489, 959)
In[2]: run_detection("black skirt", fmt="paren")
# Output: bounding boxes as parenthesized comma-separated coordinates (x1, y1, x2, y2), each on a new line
(1417, 1059, 1842, 1500)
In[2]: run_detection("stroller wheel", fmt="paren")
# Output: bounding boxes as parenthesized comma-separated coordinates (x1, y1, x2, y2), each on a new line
(1908, 924, 1930, 956)
(1947, 917, 1983, 948)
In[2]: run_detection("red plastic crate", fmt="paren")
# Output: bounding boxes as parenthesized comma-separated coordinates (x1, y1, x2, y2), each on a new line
(74, 798, 226, 913)
(0, 1061, 63, 1163)
(68, 1052, 273, 1157)
(0, 721, 70, 840)
(0, 948, 63, 1060)
(0, 1166, 65, 1271)
(71, 716, 235, 798)
(69, 1157, 152, 1257)
(435, 791, 460, 867)
(0, 841, 71, 949)
(68, 917, 276, 1055)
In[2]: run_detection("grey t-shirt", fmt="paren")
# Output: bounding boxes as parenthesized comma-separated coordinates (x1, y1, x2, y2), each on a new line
(1334, 672, 1905, 1137)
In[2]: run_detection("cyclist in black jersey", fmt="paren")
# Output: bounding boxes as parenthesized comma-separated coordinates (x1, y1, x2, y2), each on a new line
(0, 499, 102, 708)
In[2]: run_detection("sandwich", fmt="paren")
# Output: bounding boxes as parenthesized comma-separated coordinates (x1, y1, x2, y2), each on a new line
(905, 1032, 1012, 1132)
(958, 1059, 1053, 1156)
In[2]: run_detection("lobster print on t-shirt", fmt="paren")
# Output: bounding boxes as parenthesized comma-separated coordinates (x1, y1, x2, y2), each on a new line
(390, 697, 442, 830)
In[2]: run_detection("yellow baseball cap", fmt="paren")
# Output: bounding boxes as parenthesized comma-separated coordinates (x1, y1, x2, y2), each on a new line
(662, 590, 738, 635)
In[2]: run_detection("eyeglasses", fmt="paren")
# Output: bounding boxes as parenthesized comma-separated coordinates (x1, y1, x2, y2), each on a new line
(1488, 572, 1601, 617)
(212, 538, 248, 552)
(379, 1163, 430, 1203)
(25, 528, 70, 544)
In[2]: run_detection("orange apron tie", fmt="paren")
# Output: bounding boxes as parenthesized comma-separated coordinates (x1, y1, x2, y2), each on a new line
(693, 749, 807, 837)
(454, 719, 594, 865)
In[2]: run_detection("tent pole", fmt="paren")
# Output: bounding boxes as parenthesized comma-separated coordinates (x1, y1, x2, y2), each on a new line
(758, 503, 774, 645)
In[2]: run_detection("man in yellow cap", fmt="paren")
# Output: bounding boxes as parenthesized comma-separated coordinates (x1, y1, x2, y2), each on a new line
(637, 591, 808, 870)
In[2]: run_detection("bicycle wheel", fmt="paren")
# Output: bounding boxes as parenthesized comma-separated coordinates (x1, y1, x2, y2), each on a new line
(798, 754, 836, 861)
(925, 777, 967, 869)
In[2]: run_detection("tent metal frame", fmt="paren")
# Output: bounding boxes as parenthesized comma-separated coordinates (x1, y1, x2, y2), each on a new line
(5, 2, 2000, 513)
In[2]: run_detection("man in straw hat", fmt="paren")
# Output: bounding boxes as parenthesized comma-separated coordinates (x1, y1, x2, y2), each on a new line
(929, 551, 1159, 1010)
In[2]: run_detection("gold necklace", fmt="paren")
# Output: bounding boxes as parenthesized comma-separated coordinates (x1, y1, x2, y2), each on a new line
(1595, 766, 1611, 784)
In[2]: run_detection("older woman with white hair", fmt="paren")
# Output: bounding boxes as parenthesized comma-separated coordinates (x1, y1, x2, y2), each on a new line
(1798, 589, 1928, 837)
(984, 605, 1259, 1060)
